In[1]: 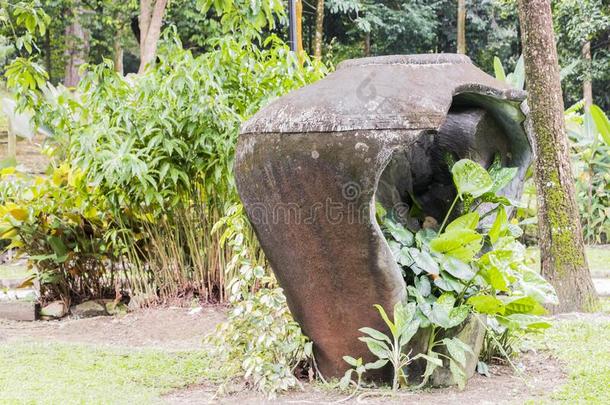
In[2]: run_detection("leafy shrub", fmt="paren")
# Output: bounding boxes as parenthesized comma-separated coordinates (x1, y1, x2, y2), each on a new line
(567, 103, 610, 244)
(0, 164, 118, 303)
(3, 8, 326, 303)
(205, 205, 311, 396)
(349, 158, 557, 390)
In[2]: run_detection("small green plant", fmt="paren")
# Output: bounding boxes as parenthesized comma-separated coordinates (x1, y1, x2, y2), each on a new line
(343, 301, 420, 392)
(339, 356, 385, 397)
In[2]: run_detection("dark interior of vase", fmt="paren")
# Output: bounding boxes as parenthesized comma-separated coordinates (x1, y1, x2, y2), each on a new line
(375, 105, 510, 230)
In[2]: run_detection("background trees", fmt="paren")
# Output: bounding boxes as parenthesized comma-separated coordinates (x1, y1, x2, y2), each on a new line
(2, 0, 607, 109)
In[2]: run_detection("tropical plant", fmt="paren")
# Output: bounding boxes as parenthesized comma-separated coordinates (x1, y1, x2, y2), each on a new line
(567, 103, 610, 244)
(493, 54, 524, 90)
(205, 204, 312, 396)
(355, 158, 558, 390)
(2, 0, 326, 304)
(346, 301, 420, 392)
(0, 164, 119, 304)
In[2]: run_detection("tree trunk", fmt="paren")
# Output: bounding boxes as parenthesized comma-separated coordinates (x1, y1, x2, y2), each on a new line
(138, 0, 168, 74)
(64, 5, 89, 87)
(457, 0, 466, 54)
(313, 0, 324, 59)
(296, 0, 304, 55)
(518, 0, 598, 313)
(114, 36, 124, 75)
(582, 41, 593, 109)
(44, 29, 52, 83)
(363, 32, 371, 56)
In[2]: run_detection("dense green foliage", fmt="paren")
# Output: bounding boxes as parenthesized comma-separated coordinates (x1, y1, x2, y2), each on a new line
(353, 159, 557, 390)
(0, 0, 325, 304)
(205, 205, 312, 396)
(0, 165, 116, 302)
(567, 103, 610, 244)
(2, 1, 608, 109)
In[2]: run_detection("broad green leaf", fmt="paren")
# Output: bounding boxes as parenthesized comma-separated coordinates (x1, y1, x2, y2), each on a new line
(467, 295, 506, 315)
(451, 336, 474, 355)
(500, 313, 551, 330)
(441, 257, 475, 281)
(446, 212, 479, 232)
(415, 275, 431, 297)
(430, 228, 483, 262)
(398, 247, 415, 267)
(501, 296, 547, 316)
(487, 155, 517, 192)
(434, 272, 465, 293)
(447, 305, 469, 328)
(482, 265, 508, 291)
(399, 318, 420, 348)
(478, 192, 513, 206)
(359, 327, 391, 343)
(443, 338, 467, 368)
(416, 228, 437, 248)
(358, 337, 390, 359)
(493, 56, 506, 82)
(488, 207, 508, 244)
(343, 355, 360, 367)
(365, 359, 389, 370)
(451, 159, 493, 198)
(590, 104, 610, 146)
(384, 217, 414, 246)
(449, 359, 467, 390)
(409, 248, 440, 276)
(436, 293, 456, 310)
(517, 268, 558, 305)
(429, 293, 465, 328)
(489, 167, 518, 193)
(388, 240, 402, 258)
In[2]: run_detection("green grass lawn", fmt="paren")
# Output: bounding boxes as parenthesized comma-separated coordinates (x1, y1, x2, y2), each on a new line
(528, 315, 610, 404)
(0, 342, 220, 404)
(527, 246, 610, 278)
(2, 310, 610, 404)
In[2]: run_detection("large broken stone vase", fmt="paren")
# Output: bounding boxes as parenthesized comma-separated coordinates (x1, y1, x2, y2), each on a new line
(235, 54, 531, 381)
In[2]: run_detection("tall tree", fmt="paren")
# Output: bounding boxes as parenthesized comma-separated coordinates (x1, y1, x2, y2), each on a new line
(64, 3, 89, 87)
(457, 0, 466, 54)
(517, 0, 598, 312)
(138, 0, 168, 74)
(296, 0, 304, 55)
(313, 0, 324, 59)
